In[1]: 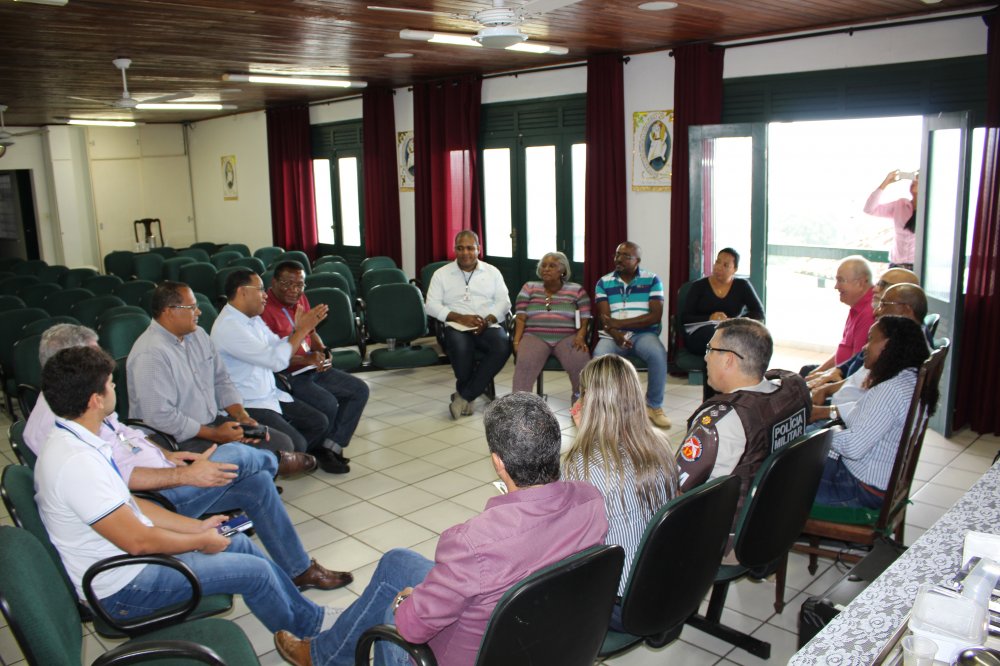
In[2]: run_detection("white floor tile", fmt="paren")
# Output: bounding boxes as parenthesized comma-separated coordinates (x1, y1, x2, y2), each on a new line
(354, 517, 435, 552)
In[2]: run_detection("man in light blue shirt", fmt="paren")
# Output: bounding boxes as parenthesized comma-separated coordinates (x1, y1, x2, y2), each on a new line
(212, 269, 350, 474)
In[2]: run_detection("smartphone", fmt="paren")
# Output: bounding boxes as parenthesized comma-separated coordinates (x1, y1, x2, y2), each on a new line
(217, 512, 254, 537)
(239, 424, 268, 440)
(897, 171, 917, 181)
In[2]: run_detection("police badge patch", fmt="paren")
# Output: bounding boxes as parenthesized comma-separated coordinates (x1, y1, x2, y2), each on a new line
(680, 435, 703, 461)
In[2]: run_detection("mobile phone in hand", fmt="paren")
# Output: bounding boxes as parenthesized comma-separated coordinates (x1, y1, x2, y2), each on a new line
(217, 513, 254, 537)
(239, 424, 267, 440)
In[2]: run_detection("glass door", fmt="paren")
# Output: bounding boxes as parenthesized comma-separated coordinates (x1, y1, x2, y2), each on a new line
(916, 112, 975, 435)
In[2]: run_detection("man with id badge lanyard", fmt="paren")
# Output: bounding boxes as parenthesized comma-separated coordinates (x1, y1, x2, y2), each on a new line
(425, 230, 511, 420)
(24, 324, 354, 592)
(592, 241, 671, 428)
(34, 346, 346, 640)
(261, 261, 370, 474)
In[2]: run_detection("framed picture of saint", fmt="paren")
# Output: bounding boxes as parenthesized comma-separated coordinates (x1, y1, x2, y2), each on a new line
(397, 131, 415, 191)
(631, 110, 674, 191)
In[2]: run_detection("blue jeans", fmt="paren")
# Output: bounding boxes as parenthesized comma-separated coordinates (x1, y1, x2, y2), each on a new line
(813, 456, 884, 509)
(157, 443, 311, 578)
(443, 327, 511, 402)
(291, 368, 370, 448)
(593, 332, 667, 408)
(312, 549, 434, 666)
(99, 533, 323, 636)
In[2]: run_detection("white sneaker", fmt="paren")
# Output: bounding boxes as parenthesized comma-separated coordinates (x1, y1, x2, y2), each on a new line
(646, 406, 671, 428)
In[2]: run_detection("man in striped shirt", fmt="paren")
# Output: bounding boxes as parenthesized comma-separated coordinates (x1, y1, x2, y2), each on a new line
(593, 241, 670, 428)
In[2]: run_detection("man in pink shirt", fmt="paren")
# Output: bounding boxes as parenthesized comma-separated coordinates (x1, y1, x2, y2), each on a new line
(273, 392, 609, 666)
(802, 256, 876, 379)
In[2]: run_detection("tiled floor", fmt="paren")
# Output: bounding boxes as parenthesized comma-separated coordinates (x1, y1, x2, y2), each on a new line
(1, 350, 997, 665)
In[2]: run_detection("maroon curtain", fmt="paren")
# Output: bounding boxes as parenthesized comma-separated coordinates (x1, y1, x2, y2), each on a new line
(362, 87, 403, 264)
(955, 10, 1000, 433)
(266, 104, 318, 258)
(583, 54, 627, 295)
(413, 76, 483, 270)
(667, 44, 724, 326)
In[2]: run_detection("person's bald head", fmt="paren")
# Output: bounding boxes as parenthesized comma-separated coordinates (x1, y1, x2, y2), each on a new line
(873, 267, 919, 309)
(876, 283, 927, 322)
(835, 256, 873, 307)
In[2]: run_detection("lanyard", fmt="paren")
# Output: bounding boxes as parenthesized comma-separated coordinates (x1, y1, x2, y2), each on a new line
(103, 419, 141, 455)
(55, 421, 124, 480)
(281, 306, 311, 352)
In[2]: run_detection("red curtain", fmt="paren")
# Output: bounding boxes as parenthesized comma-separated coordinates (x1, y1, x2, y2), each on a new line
(667, 44, 724, 326)
(413, 76, 483, 270)
(266, 104, 318, 258)
(583, 54, 627, 296)
(362, 87, 403, 264)
(955, 10, 1000, 433)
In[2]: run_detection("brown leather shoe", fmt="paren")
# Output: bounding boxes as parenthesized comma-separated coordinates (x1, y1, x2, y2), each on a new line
(274, 630, 312, 666)
(277, 451, 317, 477)
(292, 559, 353, 591)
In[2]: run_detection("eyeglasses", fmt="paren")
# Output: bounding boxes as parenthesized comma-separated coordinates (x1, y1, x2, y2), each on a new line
(877, 300, 907, 308)
(242, 284, 266, 293)
(169, 304, 199, 311)
(276, 279, 305, 290)
(705, 345, 744, 359)
(614, 252, 636, 260)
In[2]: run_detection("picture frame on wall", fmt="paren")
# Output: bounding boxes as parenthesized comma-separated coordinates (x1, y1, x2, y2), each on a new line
(631, 110, 674, 191)
(397, 131, 415, 191)
(221, 155, 238, 200)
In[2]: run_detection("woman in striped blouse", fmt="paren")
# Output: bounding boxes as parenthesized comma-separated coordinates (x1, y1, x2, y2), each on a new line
(814, 315, 935, 509)
(511, 251, 591, 399)
(563, 355, 679, 629)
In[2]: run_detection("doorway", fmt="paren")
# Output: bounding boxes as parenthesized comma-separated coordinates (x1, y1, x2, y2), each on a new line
(0, 170, 39, 261)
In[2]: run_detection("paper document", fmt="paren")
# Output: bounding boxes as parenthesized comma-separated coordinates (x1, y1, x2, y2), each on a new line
(684, 320, 719, 334)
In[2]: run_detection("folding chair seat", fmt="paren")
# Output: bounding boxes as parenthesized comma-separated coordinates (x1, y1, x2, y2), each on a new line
(11, 259, 47, 277)
(103, 250, 135, 280)
(70, 294, 127, 329)
(210, 250, 243, 269)
(304, 287, 364, 370)
(178, 247, 212, 263)
(360, 255, 397, 274)
(360, 267, 408, 300)
(21, 315, 80, 338)
(43, 287, 95, 317)
(313, 261, 357, 299)
(178, 262, 217, 300)
(0, 308, 49, 416)
(98, 312, 152, 360)
(229, 256, 266, 274)
(366, 283, 440, 369)
(194, 292, 219, 333)
(82, 274, 124, 295)
(37, 264, 69, 285)
(162, 255, 196, 281)
(271, 250, 312, 274)
(18, 282, 61, 309)
(112, 279, 157, 306)
(132, 252, 165, 282)
(0, 294, 26, 312)
(306, 271, 352, 294)
(219, 243, 250, 257)
(149, 245, 178, 259)
(0, 275, 40, 295)
(58, 267, 99, 289)
(253, 245, 284, 267)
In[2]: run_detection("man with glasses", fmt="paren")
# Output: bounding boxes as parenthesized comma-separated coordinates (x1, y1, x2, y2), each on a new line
(676, 319, 810, 512)
(128, 281, 313, 477)
(800, 255, 876, 378)
(212, 268, 354, 474)
(425, 230, 512, 420)
(261, 261, 369, 473)
(593, 241, 671, 428)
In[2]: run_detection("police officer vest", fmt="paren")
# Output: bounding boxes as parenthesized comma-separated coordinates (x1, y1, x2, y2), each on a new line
(678, 370, 811, 503)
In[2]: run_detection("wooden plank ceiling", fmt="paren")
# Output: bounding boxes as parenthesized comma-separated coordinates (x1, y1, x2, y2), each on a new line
(0, 0, 991, 127)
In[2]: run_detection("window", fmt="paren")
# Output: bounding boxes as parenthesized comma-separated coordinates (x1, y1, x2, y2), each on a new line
(311, 121, 365, 267)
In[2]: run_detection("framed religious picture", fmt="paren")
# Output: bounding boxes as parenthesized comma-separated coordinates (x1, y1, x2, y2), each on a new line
(397, 130, 415, 191)
(631, 110, 674, 191)
(221, 155, 238, 200)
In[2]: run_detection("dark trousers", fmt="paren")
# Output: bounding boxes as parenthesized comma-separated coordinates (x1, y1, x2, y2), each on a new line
(443, 326, 511, 402)
(247, 400, 329, 453)
(289, 368, 369, 448)
(178, 414, 295, 454)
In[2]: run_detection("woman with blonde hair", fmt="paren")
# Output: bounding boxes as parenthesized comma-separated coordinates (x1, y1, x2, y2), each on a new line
(564, 354, 679, 628)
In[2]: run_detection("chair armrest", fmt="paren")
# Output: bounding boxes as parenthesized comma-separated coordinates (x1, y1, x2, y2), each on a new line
(16, 383, 40, 417)
(354, 624, 437, 666)
(93, 639, 226, 666)
(123, 419, 180, 452)
(83, 553, 202, 637)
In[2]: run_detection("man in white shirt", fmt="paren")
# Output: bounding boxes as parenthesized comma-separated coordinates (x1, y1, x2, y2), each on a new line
(35, 345, 339, 639)
(211, 269, 349, 474)
(425, 230, 512, 419)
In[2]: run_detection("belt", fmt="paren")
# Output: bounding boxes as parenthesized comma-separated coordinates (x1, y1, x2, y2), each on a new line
(858, 481, 886, 498)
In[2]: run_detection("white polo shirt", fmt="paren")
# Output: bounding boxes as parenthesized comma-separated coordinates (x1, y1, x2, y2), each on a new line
(34, 418, 153, 599)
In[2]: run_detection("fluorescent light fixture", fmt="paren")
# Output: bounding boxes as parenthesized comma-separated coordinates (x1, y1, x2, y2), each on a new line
(66, 119, 136, 127)
(223, 74, 366, 88)
(638, 1, 678, 10)
(13, 0, 69, 5)
(135, 103, 235, 111)
(400, 29, 568, 55)
(248, 65, 352, 77)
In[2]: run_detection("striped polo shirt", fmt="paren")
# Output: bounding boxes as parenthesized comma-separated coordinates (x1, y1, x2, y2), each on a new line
(594, 268, 664, 336)
(514, 281, 591, 346)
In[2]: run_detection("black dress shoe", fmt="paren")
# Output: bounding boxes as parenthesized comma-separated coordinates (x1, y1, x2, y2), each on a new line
(331, 449, 350, 464)
(312, 448, 350, 474)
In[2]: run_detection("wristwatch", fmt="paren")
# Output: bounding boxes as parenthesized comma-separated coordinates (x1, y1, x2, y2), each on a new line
(830, 405, 839, 421)
(392, 591, 411, 613)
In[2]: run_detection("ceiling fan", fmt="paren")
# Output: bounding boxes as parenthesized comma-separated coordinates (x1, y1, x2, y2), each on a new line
(368, 0, 580, 53)
(0, 104, 45, 156)
(67, 58, 233, 112)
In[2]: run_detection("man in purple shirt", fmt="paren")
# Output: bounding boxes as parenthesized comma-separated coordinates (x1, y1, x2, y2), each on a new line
(24, 323, 352, 592)
(274, 392, 609, 666)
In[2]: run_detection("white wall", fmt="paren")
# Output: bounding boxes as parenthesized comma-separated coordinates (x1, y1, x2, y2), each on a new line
(1, 128, 56, 261)
(187, 112, 273, 251)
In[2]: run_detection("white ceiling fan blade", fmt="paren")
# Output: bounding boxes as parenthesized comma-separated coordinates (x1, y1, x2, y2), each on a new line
(67, 96, 111, 106)
(368, 5, 469, 20)
(401, 28, 567, 54)
(517, 0, 582, 17)
(137, 92, 193, 104)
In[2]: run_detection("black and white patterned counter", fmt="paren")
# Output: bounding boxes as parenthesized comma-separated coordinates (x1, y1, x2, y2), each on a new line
(790, 459, 1000, 665)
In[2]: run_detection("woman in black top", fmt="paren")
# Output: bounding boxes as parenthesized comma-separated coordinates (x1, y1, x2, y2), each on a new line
(682, 248, 765, 361)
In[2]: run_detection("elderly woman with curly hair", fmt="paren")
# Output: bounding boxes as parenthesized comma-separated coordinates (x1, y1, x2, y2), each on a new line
(814, 315, 935, 509)
(511, 251, 591, 399)
(563, 355, 678, 629)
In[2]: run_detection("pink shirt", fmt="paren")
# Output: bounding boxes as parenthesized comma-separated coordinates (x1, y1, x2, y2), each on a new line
(837, 287, 876, 365)
(24, 395, 173, 485)
(395, 481, 608, 666)
(864, 188, 915, 265)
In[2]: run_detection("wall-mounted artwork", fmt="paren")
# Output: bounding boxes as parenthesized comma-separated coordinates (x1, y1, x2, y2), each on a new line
(397, 131, 415, 191)
(221, 154, 238, 200)
(631, 110, 673, 191)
